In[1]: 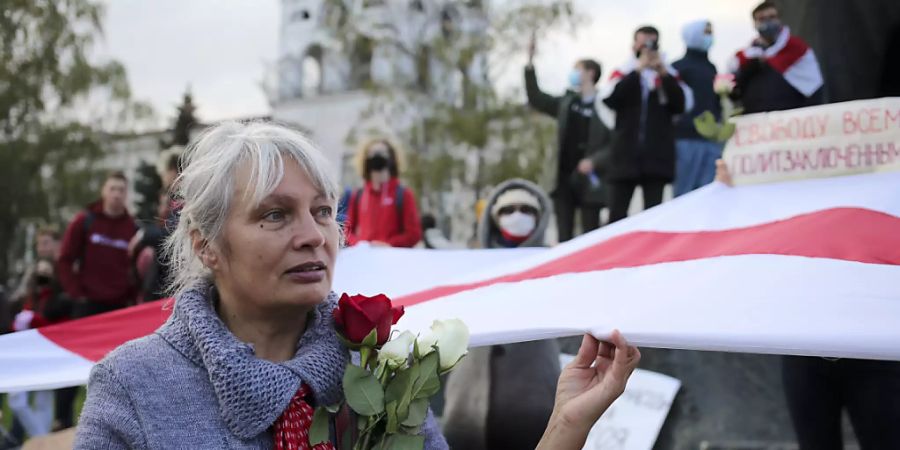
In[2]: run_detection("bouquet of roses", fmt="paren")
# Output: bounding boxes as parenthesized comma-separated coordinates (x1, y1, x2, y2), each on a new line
(309, 293, 469, 450)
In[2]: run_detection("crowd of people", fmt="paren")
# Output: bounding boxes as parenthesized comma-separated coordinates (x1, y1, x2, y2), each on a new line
(2, 2, 896, 449)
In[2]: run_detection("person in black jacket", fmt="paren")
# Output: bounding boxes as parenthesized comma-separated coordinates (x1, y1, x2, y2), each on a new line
(728, 2, 823, 114)
(603, 26, 688, 223)
(129, 147, 183, 301)
(672, 19, 724, 196)
(524, 33, 611, 242)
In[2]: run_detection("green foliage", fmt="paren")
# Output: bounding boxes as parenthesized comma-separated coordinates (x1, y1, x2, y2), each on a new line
(337, 1, 579, 240)
(693, 110, 737, 143)
(342, 363, 386, 416)
(309, 406, 331, 446)
(0, 0, 153, 278)
(171, 90, 198, 147)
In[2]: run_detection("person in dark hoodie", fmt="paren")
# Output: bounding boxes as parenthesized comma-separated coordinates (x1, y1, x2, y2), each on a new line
(58, 170, 138, 317)
(525, 33, 611, 242)
(672, 19, 724, 196)
(443, 179, 561, 450)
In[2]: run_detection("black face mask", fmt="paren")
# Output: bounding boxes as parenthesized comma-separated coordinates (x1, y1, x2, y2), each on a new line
(35, 275, 52, 287)
(367, 154, 390, 173)
(757, 19, 782, 43)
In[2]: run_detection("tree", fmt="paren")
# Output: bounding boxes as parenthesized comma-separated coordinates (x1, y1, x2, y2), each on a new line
(133, 89, 199, 222)
(171, 89, 198, 147)
(0, 0, 153, 279)
(333, 0, 585, 241)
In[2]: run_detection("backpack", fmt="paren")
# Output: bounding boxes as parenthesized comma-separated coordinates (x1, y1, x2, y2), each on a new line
(351, 184, 406, 234)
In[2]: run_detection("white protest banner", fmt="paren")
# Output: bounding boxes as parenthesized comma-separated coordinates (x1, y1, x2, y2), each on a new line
(560, 355, 681, 450)
(725, 97, 900, 185)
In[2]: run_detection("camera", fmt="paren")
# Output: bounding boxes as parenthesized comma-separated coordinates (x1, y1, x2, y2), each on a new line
(643, 38, 659, 52)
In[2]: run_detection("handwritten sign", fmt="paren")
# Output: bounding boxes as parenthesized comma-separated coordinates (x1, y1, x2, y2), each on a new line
(559, 355, 681, 450)
(724, 97, 900, 185)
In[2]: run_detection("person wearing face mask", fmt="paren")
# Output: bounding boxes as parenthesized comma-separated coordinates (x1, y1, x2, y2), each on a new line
(525, 32, 611, 242)
(344, 138, 422, 248)
(443, 179, 562, 450)
(728, 1, 824, 114)
(672, 20, 724, 196)
(8, 259, 72, 440)
(603, 25, 691, 224)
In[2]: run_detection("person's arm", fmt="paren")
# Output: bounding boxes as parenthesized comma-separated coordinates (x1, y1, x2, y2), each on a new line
(74, 363, 149, 450)
(660, 73, 687, 115)
(602, 71, 640, 111)
(730, 56, 765, 102)
(57, 213, 87, 300)
(536, 331, 641, 450)
(343, 191, 360, 247)
(524, 66, 563, 117)
(387, 188, 423, 248)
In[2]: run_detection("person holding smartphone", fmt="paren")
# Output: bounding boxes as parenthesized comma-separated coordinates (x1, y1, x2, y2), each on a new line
(602, 25, 692, 223)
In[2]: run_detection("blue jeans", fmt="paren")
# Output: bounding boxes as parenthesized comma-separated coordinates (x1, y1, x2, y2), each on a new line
(674, 139, 723, 197)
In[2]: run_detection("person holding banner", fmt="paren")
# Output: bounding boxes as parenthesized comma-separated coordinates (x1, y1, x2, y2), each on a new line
(73, 122, 641, 450)
(715, 160, 900, 449)
(728, 2, 824, 114)
(443, 179, 560, 450)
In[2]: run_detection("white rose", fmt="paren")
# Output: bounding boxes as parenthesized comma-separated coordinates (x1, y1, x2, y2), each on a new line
(713, 75, 735, 96)
(428, 319, 470, 371)
(377, 331, 415, 369)
(416, 331, 438, 358)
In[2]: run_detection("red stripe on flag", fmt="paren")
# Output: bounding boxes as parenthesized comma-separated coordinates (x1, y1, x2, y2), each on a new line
(394, 207, 900, 307)
(40, 300, 171, 362)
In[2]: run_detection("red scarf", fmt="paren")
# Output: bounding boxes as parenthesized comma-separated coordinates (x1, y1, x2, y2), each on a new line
(274, 384, 335, 450)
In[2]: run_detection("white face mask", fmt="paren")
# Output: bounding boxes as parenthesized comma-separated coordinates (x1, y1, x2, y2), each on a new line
(498, 211, 537, 238)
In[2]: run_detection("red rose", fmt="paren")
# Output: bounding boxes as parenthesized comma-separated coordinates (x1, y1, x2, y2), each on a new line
(333, 293, 404, 346)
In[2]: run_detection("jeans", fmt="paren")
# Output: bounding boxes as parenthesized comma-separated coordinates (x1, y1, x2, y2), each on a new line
(674, 139, 722, 197)
(8, 391, 53, 438)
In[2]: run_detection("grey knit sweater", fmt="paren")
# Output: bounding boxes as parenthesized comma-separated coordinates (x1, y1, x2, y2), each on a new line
(73, 284, 448, 449)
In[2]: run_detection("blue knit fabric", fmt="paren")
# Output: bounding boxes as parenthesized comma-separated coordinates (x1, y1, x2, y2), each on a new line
(73, 283, 448, 449)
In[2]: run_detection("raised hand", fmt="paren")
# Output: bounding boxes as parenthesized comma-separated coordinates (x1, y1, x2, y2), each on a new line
(537, 330, 641, 450)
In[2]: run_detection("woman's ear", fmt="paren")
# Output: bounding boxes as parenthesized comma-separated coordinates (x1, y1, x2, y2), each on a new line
(190, 229, 219, 270)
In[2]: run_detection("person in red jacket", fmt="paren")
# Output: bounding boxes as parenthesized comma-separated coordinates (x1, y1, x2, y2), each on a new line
(344, 138, 422, 248)
(57, 170, 137, 318)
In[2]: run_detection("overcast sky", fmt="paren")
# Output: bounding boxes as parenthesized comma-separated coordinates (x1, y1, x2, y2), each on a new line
(99, 0, 761, 126)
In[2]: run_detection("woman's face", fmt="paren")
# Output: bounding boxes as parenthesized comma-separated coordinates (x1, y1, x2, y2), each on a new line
(209, 158, 339, 311)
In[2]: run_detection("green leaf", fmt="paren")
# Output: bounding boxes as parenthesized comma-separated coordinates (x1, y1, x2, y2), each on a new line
(411, 352, 441, 400)
(309, 407, 330, 445)
(717, 121, 737, 143)
(362, 327, 379, 348)
(385, 366, 416, 405)
(401, 398, 429, 427)
(342, 364, 385, 416)
(693, 111, 720, 140)
(385, 400, 400, 434)
(383, 434, 426, 450)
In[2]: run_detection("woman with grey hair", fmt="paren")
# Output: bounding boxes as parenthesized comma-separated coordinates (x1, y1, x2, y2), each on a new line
(73, 121, 640, 450)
